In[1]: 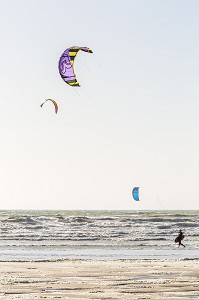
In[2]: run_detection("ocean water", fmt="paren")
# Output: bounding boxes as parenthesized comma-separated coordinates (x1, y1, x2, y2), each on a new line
(0, 210, 199, 261)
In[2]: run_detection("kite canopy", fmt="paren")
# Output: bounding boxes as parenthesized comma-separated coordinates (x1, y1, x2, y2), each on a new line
(58, 46, 93, 87)
(132, 187, 139, 201)
(40, 99, 58, 113)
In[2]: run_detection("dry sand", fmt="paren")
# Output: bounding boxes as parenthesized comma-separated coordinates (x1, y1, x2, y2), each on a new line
(0, 259, 199, 299)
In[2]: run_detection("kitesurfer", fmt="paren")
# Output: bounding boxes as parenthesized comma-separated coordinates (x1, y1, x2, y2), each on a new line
(175, 230, 185, 247)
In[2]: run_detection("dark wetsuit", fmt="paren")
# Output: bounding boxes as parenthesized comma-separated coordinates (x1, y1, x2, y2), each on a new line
(176, 231, 185, 247)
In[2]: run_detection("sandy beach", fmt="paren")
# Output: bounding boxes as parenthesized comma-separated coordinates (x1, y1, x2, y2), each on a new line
(0, 259, 199, 299)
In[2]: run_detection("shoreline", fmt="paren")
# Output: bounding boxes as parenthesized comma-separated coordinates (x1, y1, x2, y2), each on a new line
(0, 247, 199, 261)
(0, 259, 199, 299)
(1, 256, 199, 263)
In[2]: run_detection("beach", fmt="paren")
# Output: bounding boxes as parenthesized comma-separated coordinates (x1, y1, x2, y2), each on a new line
(0, 259, 199, 299)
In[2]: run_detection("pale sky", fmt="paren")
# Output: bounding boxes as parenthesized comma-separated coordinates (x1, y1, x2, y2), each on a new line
(1, 0, 199, 210)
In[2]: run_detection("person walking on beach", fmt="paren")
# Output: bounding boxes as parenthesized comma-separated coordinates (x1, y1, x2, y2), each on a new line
(175, 230, 185, 247)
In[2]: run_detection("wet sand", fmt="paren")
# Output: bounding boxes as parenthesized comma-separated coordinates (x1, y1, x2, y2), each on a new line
(0, 259, 199, 299)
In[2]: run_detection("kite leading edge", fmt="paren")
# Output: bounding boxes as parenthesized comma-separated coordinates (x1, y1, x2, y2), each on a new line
(40, 99, 58, 114)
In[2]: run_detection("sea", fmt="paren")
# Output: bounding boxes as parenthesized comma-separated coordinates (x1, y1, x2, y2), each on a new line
(0, 210, 199, 261)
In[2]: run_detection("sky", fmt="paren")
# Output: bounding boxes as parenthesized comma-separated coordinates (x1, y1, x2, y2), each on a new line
(1, 0, 199, 210)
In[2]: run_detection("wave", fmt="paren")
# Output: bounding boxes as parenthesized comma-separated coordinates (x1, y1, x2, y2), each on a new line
(175, 222, 199, 227)
(70, 217, 92, 223)
(3, 216, 38, 225)
(157, 225, 172, 229)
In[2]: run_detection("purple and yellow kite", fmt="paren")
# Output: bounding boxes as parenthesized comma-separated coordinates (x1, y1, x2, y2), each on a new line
(58, 46, 93, 87)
